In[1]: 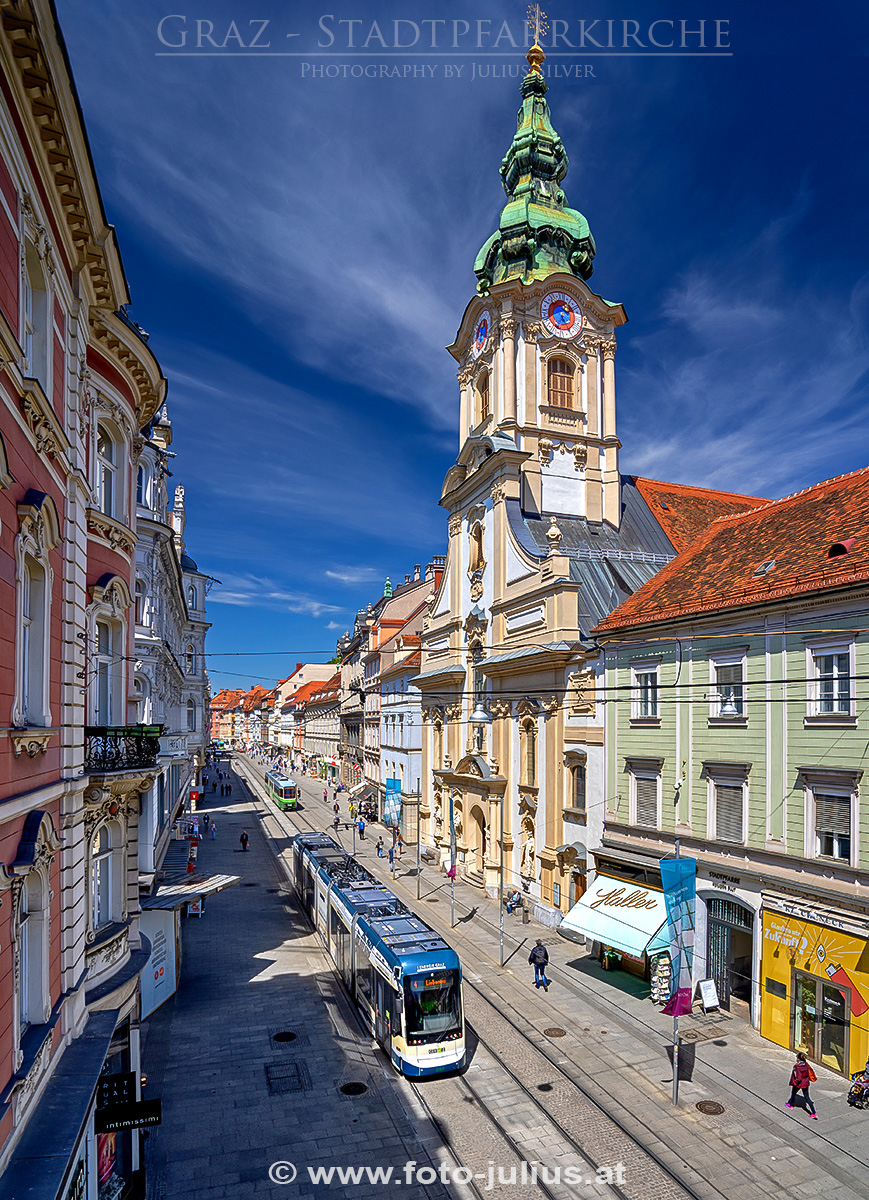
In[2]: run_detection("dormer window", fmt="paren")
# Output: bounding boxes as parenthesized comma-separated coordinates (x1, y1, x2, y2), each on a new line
(547, 357, 574, 408)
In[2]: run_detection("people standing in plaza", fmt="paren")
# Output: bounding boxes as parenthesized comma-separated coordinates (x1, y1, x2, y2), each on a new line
(787, 1052, 818, 1117)
(529, 940, 550, 990)
(357, 817, 365, 840)
(202, 815, 210, 834)
(212, 780, 217, 793)
(376, 836, 384, 858)
(333, 801, 340, 815)
(323, 788, 328, 803)
(240, 831, 249, 852)
(211, 821, 217, 839)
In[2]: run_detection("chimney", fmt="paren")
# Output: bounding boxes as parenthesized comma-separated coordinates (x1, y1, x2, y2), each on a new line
(413, 564, 421, 580)
(404, 574, 411, 584)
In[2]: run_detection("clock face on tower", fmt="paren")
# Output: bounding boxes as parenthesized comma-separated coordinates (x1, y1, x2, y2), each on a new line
(540, 291, 583, 339)
(472, 311, 491, 357)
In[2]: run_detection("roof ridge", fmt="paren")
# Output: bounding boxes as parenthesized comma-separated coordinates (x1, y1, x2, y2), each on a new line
(631, 475, 768, 503)
(704, 463, 869, 525)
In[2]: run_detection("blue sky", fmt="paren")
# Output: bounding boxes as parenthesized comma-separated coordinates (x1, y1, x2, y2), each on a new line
(58, 2, 869, 692)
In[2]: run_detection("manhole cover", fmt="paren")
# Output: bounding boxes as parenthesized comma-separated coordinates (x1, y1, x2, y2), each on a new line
(426, 898, 439, 903)
(340, 1082, 368, 1096)
(265, 1062, 312, 1095)
(696, 1101, 725, 1116)
(273, 1031, 297, 1043)
(543, 1028, 566, 1038)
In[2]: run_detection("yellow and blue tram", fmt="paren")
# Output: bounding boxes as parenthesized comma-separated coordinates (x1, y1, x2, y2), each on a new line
(291, 832, 465, 1076)
(265, 770, 299, 810)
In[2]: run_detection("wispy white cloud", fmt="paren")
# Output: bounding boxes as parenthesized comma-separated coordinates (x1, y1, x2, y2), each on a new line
(325, 566, 382, 585)
(209, 573, 342, 618)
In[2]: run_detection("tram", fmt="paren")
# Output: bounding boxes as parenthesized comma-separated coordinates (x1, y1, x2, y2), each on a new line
(291, 832, 465, 1076)
(264, 770, 299, 810)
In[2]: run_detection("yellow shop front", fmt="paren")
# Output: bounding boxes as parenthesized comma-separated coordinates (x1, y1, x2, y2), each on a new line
(761, 893, 869, 1077)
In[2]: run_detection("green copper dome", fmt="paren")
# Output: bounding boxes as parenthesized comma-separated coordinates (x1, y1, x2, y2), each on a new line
(474, 53, 596, 293)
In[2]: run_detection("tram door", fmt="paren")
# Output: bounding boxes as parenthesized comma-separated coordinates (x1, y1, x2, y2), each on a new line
(373, 975, 391, 1052)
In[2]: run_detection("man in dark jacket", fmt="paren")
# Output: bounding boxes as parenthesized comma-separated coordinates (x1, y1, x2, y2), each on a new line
(529, 940, 549, 990)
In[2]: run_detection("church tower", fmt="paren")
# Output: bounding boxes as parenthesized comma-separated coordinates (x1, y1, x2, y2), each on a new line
(450, 37, 626, 527)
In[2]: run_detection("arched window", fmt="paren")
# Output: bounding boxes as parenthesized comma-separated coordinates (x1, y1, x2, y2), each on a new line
(20, 554, 46, 725)
(134, 579, 145, 625)
(22, 241, 49, 385)
(547, 357, 575, 408)
(17, 870, 49, 1033)
(477, 371, 490, 423)
(91, 823, 119, 931)
(571, 764, 586, 814)
(186, 645, 195, 675)
(187, 699, 197, 731)
(433, 719, 443, 771)
(521, 718, 537, 787)
(96, 423, 116, 517)
(136, 465, 148, 507)
(93, 619, 122, 725)
(187, 584, 197, 610)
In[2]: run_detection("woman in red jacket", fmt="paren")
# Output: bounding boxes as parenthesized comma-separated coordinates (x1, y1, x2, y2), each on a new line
(786, 1052, 818, 1117)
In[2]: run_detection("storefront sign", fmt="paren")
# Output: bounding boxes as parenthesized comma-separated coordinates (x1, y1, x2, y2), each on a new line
(95, 1099, 162, 1134)
(97, 1072, 136, 1110)
(708, 871, 740, 891)
(760, 908, 869, 1076)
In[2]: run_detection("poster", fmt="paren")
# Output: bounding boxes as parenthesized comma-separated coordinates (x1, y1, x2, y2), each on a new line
(659, 857, 696, 1016)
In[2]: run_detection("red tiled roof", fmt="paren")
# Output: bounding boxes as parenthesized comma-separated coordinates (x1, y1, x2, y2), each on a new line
(288, 680, 325, 706)
(633, 476, 769, 552)
(379, 650, 422, 679)
(595, 466, 869, 633)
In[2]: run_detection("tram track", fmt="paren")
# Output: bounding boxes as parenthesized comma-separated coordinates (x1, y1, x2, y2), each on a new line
(233, 757, 708, 1200)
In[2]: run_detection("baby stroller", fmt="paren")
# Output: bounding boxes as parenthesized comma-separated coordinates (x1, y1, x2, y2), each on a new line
(847, 1062, 869, 1107)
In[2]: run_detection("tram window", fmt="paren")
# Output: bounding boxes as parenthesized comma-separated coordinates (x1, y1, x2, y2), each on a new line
(404, 970, 461, 1039)
(357, 964, 374, 1007)
(390, 997, 403, 1037)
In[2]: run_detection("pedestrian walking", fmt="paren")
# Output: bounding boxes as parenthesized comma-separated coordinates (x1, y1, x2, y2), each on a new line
(396, 835, 403, 858)
(333, 815, 340, 832)
(202, 814, 210, 833)
(227, 783, 232, 796)
(787, 1052, 818, 1117)
(211, 822, 217, 839)
(529, 940, 550, 991)
(323, 789, 328, 803)
(240, 831, 249, 852)
(357, 818, 365, 840)
(349, 803, 356, 819)
(376, 836, 384, 858)
(387, 845, 394, 869)
(212, 780, 217, 793)
(333, 802, 340, 815)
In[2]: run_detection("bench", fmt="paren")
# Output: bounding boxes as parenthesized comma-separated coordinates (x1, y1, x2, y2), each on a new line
(420, 847, 440, 865)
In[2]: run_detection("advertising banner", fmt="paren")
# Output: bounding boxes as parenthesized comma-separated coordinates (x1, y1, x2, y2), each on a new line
(139, 909, 178, 1018)
(383, 778, 401, 828)
(659, 857, 696, 1016)
(447, 793, 457, 879)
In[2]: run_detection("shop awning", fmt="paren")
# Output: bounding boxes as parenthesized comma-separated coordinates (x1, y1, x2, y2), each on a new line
(558, 874, 668, 957)
(141, 873, 241, 910)
(349, 782, 367, 796)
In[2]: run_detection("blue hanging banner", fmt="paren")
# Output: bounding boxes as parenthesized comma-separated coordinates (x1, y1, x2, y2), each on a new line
(447, 792, 457, 879)
(383, 778, 401, 828)
(659, 857, 696, 1016)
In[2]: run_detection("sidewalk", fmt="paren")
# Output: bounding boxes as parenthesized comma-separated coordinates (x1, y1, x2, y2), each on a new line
(239, 759, 869, 1200)
(141, 763, 451, 1200)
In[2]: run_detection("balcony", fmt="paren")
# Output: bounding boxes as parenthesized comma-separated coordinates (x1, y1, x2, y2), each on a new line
(85, 725, 164, 773)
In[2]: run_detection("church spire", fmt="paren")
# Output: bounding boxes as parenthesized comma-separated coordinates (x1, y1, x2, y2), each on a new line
(474, 6, 596, 294)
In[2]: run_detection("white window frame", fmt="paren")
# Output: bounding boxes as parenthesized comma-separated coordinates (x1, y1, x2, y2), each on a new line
(630, 658, 660, 721)
(805, 781, 856, 867)
(806, 639, 855, 719)
(187, 699, 197, 731)
(21, 239, 51, 386)
(706, 770, 748, 846)
(90, 821, 123, 933)
(15, 868, 51, 1040)
(629, 766, 661, 829)
(12, 500, 58, 729)
(709, 651, 747, 720)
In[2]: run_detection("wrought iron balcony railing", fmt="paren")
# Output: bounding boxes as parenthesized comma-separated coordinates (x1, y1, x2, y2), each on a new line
(84, 725, 164, 773)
